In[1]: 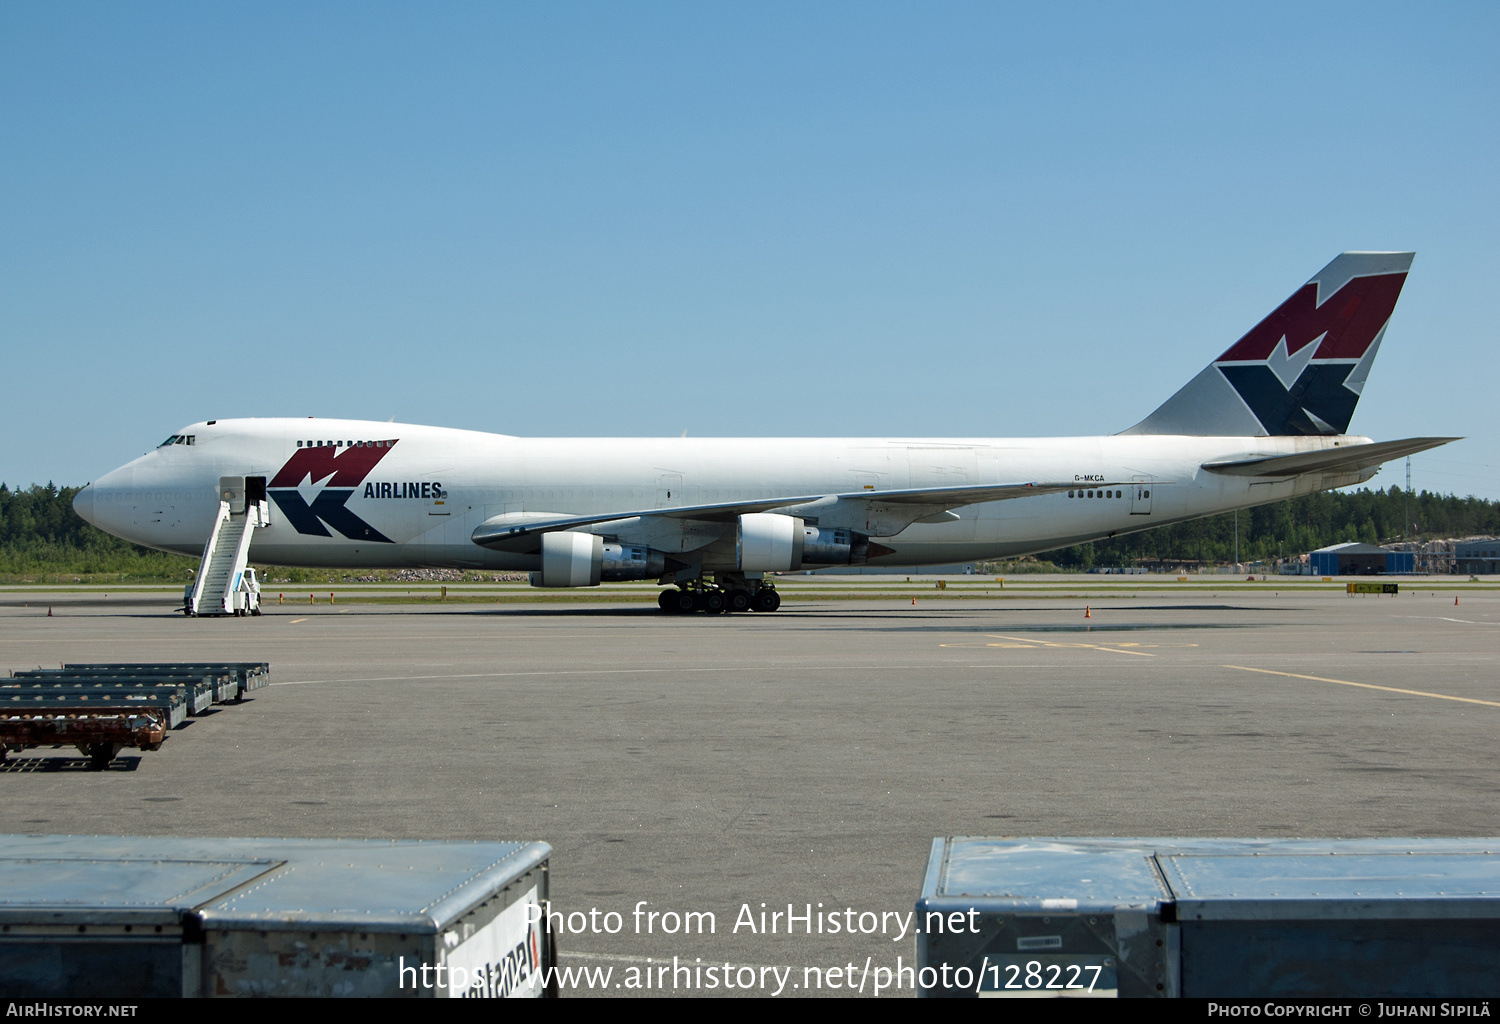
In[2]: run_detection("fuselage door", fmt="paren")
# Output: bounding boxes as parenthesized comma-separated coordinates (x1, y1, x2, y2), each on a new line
(657, 472, 684, 508)
(219, 476, 246, 514)
(245, 476, 269, 525)
(1130, 478, 1154, 516)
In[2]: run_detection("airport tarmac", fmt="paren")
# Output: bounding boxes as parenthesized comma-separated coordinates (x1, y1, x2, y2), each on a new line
(2, 583, 1498, 997)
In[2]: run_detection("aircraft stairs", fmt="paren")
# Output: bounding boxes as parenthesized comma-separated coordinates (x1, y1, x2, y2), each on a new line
(186, 476, 269, 617)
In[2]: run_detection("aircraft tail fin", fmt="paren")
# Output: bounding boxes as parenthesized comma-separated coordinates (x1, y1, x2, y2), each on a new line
(1122, 252, 1414, 437)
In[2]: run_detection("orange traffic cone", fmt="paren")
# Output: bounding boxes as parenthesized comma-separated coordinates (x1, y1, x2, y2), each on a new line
(1455, 596, 1460, 606)
(911, 597, 916, 606)
(47, 607, 52, 617)
(1084, 605, 1091, 619)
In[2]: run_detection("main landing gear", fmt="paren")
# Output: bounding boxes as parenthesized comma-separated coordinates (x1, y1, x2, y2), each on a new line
(657, 580, 781, 614)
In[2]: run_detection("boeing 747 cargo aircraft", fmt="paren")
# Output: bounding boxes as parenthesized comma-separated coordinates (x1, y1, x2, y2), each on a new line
(74, 252, 1454, 614)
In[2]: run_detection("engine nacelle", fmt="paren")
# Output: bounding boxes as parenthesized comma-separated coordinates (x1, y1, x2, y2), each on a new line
(737, 513, 804, 572)
(800, 525, 870, 566)
(736, 514, 874, 570)
(530, 531, 603, 587)
(601, 543, 667, 582)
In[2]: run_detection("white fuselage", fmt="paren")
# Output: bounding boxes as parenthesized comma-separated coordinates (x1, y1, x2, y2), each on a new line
(75, 418, 1375, 570)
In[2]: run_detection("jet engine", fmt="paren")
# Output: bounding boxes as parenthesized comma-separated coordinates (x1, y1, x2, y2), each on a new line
(800, 525, 870, 566)
(531, 533, 670, 586)
(601, 542, 667, 582)
(736, 513, 804, 572)
(530, 532, 603, 587)
(736, 513, 872, 570)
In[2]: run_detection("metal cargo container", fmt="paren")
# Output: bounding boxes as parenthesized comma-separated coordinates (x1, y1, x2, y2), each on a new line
(65, 662, 270, 699)
(7, 674, 218, 715)
(32, 667, 239, 705)
(916, 837, 1500, 998)
(0, 834, 554, 998)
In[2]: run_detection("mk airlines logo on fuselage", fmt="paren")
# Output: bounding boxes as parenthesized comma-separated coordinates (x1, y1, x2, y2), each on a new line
(1213, 271, 1408, 436)
(269, 441, 403, 543)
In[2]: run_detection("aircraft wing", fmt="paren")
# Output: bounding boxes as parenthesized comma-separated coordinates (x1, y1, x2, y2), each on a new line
(470, 481, 1097, 550)
(1200, 437, 1459, 478)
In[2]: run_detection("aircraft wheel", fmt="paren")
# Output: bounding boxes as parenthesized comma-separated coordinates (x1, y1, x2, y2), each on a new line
(658, 589, 677, 612)
(673, 590, 699, 614)
(754, 589, 781, 613)
(703, 591, 727, 614)
(725, 589, 752, 613)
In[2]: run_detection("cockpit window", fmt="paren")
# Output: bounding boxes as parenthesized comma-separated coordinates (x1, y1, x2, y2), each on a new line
(159, 435, 180, 447)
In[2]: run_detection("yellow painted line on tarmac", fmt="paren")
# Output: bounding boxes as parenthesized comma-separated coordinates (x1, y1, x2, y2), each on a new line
(288, 618, 309, 624)
(1224, 665, 1500, 708)
(936, 634, 1162, 656)
(989, 634, 1157, 656)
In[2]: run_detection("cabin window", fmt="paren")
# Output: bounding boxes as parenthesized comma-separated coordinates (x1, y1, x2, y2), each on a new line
(1067, 490, 1074, 498)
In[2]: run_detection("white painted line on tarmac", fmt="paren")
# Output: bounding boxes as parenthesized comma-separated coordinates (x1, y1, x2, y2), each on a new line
(1224, 665, 1500, 709)
(274, 666, 791, 686)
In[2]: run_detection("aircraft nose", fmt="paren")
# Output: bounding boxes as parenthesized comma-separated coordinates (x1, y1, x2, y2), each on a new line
(73, 484, 96, 526)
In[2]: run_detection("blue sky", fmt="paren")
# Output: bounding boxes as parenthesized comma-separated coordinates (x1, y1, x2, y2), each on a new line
(3, 2, 1495, 499)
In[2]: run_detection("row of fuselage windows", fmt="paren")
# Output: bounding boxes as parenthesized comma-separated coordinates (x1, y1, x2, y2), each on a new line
(1069, 488, 1144, 499)
(297, 440, 393, 448)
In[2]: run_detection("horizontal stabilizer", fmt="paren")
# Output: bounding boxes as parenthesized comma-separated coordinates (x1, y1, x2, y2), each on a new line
(1201, 437, 1458, 478)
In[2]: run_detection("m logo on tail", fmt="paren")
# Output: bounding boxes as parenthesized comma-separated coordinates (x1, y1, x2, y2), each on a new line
(1124, 252, 1413, 437)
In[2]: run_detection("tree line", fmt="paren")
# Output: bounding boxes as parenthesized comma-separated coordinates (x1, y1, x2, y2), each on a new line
(3, 480, 1498, 577)
(1041, 486, 1500, 569)
(0, 483, 194, 577)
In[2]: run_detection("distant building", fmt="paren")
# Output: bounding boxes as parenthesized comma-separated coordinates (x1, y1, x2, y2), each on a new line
(1454, 539, 1500, 575)
(1309, 542, 1415, 576)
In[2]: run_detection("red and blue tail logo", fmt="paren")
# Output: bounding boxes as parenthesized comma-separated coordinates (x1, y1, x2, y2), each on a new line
(268, 441, 398, 542)
(1125, 252, 1413, 437)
